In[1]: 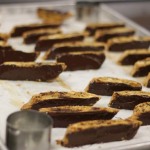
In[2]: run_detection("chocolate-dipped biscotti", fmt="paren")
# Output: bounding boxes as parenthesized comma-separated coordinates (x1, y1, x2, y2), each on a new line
(108, 37, 150, 52)
(57, 119, 141, 147)
(23, 28, 61, 44)
(85, 22, 125, 36)
(0, 62, 66, 81)
(0, 49, 38, 64)
(131, 58, 150, 77)
(57, 51, 105, 71)
(40, 106, 119, 127)
(0, 33, 9, 42)
(10, 23, 60, 37)
(144, 72, 150, 87)
(131, 102, 150, 125)
(37, 7, 72, 23)
(118, 49, 150, 65)
(109, 91, 150, 110)
(21, 91, 100, 110)
(95, 28, 135, 42)
(44, 42, 106, 60)
(85, 77, 142, 96)
(35, 33, 85, 51)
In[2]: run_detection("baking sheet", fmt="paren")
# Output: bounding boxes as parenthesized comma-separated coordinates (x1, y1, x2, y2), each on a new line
(0, 2, 150, 150)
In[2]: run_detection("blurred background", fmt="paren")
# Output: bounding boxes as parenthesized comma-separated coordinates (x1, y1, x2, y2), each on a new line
(0, 0, 149, 31)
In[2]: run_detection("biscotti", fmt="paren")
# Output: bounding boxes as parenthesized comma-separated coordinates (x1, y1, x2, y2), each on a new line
(144, 72, 150, 87)
(85, 77, 142, 96)
(35, 33, 85, 51)
(118, 49, 150, 65)
(95, 28, 135, 42)
(44, 42, 106, 60)
(108, 37, 150, 52)
(57, 119, 141, 147)
(0, 33, 9, 41)
(131, 102, 150, 125)
(131, 58, 150, 77)
(21, 91, 100, 110)
(85, 22, 125, 36)
(23, 28, 61, 44)
(0, 49, 38, 64)
(10, 23, 60, 37)
(37, 7, 72, 23)
(109, 91, 150, 110)
(57, 51, 105, 71)
(39, 106, 119, 127)
(0, 62, 66, 81)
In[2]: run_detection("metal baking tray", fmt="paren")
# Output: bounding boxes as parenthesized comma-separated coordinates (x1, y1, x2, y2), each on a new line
(0, 1, 150, 150)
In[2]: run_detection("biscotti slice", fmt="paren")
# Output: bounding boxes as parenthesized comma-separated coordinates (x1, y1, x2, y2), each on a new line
(57, 119, 141, 147)
(95, 28, 135, 42)
(109, 91, 150, 110)
(131, 102, 150, 125)
(37, 8, 72, 23)
(108, 36, 150, 52)
(57, 51, 105, 71)
(0, 62, 66, 81)
(44, 42, 106, 60)
(39, 106, 119, 127)
(23, 28, 61, 44)
(0, 50, 38, 63)
(85, 22, 125, 36)
(144, 72, 150, 87)
(35, 33, 85, 51)
(85, 77, 142, 96)
(21, 91, 100, 110)
(10, 23, 60, 37)
(0, 33, 9, 42)
(131, 58, 150, 77)
(118, 49, 150, 65)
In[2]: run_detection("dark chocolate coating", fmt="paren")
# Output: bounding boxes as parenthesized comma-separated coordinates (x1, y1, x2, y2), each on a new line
(35, 36, 84, 51)
(0, 64, 64, 81)
(132, 65, 150, 77)
(32, 98, 98, 110)
(87, 82, 142, 96)
(96, 31, 135, 42)
(109, 95, 150, 110)
(57, 53, 105, 71)
(0, 49, 37, 64)
(86, 24, 125, 36)
(64, 124, 139, 147)
(48, 45, 105, 59)
(109, 41, 150, 52)
(137, 113, 150, 126)
(11, 24, 60, 37)
(120, 53, 150, 65)
(47, 111, 117, 127)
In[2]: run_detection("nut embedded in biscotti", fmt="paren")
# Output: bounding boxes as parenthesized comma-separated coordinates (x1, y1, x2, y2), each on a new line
(109, 91, 150, 110)
(0, 62, 66, 81)
(57, 51, 105, 71)
(21, 91, 100, 110)
(85, 77, 142, 96)
(39, 106, 119, 127)
(57, 119, 141, 147)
